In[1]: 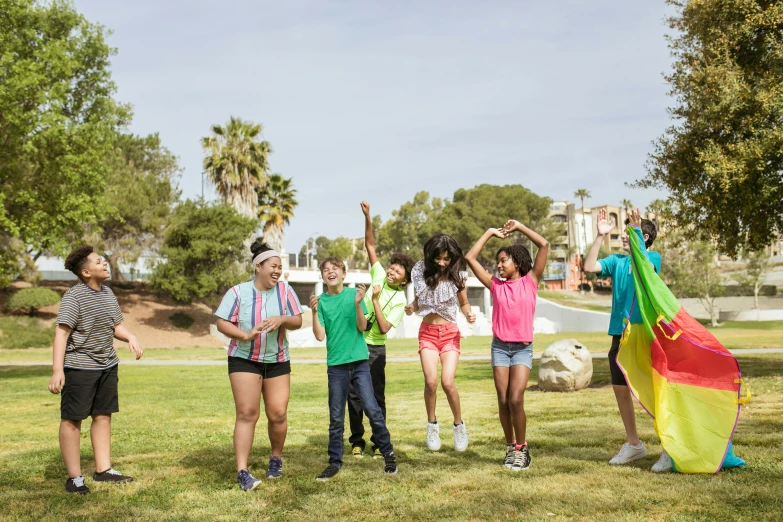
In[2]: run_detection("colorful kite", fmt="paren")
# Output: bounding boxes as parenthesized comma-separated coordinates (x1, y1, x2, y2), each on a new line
(617, 225, 750, 474)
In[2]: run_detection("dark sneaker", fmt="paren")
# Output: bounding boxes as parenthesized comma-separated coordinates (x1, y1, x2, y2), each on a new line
(266, 457, 283, 479)
(93, 468, 133, 483)
(351, 445, 364, 459)
(511, 446, 531, 472)
(503, 444, 516, 469)
(65, 476, 90, 494)
(316, 464, 340, 482)
(237, 469, 262, 491)
(373, 448, 382, 460)
(383, 452, 398, 475)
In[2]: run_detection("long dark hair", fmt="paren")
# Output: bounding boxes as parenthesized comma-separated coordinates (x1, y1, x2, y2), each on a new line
(422, 234, 465, 290)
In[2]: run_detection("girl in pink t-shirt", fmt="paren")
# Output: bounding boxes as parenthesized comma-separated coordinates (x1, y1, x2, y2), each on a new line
(465, 219, 549, 472)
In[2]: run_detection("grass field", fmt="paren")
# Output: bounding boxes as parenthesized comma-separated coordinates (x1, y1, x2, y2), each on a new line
(1, 352, 781, 521)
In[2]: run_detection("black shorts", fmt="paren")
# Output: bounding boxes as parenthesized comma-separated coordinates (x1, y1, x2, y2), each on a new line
(608, 335, 628, 386)
(61, 365, 119, 420)
(227, 357, 291, 378)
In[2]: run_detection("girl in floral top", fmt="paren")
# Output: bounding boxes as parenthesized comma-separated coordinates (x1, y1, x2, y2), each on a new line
(406, 233, 476, 452)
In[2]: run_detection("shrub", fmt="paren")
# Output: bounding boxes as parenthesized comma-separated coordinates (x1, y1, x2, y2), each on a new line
(6, 287, 61, 316)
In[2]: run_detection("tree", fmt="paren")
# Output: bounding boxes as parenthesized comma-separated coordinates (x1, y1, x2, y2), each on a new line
(732, 249, 770, 310)
(638, 0, 783, 257)
(149, 200, 258, 303)
(257, 174, 298, 252)
(661, 236, 725, 327)
(621, 199, 633, 222)
(6, 287, 60, 316)
(646, 198, 671, 230)
(377, 192, 444, 260)
(574, 189, 591, 292)
(0, 0, 130, 285)
(87, 133, 180, 281)
(202, 117, 270, 219)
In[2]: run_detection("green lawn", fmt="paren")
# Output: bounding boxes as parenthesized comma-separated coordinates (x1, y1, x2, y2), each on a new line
(0, 355, 781, 521)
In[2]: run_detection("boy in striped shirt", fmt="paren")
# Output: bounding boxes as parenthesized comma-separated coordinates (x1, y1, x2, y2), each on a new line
(47, 246, 143, 494)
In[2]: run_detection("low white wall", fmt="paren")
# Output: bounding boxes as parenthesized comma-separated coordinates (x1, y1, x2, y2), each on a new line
(719, 309, 783, 322)
(534, 297, 610, 333)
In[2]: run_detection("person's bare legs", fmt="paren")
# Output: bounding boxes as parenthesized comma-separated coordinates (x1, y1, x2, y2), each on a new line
(90, 414, 112, 472)
(508, 365, 531, 444)
(262, 374, 290, 458)
(230, 372, 263, 471)
(439, 350, 461, 424)
(60, 419, 82, 478)
(492, 367, 513, 443)
(613, 385, 640, 445)
(419, 349, 440, 421)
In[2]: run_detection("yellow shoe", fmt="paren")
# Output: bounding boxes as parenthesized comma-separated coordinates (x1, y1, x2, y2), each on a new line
(352, 446, 364, 458)
(373, 448, 382, 459)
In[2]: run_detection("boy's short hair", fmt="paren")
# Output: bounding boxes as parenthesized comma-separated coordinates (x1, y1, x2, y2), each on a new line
(389, 253, 416, 286)
(64, 246, 94, 277)
(624, 218, 658, 248)
(319, 257, 347, 273)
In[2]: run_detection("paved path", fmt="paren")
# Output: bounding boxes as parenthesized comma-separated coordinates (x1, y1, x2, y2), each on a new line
(3, 348, 781, 366)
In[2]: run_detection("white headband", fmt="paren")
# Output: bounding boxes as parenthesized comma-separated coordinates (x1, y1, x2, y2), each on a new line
(253, 250, 281, 266)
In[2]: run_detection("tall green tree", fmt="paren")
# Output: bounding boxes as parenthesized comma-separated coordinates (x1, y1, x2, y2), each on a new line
(257, 174, 298, 252)
(88, 133, 181, 281)
(0, 0, 130, 285)
(376, 192, 444, 260)
(639, 0, 783, 257)
(202, 117, 270, 219)
(149, 200, 257, 303)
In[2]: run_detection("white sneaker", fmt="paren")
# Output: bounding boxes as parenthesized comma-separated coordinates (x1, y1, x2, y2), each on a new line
(651, 449, 672, 473)
(426, 422, 441, 451)
(453, 421, 468, 452)
(608, 442, 648, 465)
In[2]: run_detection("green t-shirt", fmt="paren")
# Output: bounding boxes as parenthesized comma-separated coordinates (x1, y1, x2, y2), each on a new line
(363, 262, 407, 346)
(317, 287, 369, 366)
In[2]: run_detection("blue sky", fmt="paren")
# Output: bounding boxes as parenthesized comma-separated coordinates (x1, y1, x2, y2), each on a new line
(74, 0, 675, 253)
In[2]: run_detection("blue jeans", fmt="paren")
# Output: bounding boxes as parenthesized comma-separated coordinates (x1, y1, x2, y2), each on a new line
(327, 360, 393, 466)
(490, 337, 534, 369)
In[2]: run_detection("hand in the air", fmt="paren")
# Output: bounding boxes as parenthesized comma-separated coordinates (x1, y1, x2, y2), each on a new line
(355, 285, 367, 303)
(360, 201, 370, 216)
(309, 295, 319, 312)
(596, 209, 613, 236)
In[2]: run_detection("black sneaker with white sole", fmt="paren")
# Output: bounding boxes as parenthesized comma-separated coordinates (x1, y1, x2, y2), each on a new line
(65, 476, 90, 494)
(503, 444, 515, 469)
(316, 464, 340, 482)
(511, 446, 531, 472)
(93, 468, 133, 483)
(383, 452, 398, 474)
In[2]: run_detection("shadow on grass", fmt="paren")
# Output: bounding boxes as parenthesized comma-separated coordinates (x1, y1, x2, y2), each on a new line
(0, 365, 51, 379)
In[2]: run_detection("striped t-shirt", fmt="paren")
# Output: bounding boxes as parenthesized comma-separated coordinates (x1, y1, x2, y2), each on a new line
(215, 281, 303, 363)
(57, 282, 123, 370)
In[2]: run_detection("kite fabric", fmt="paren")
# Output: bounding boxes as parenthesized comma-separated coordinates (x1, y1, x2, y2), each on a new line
(616, 225, 750, 474)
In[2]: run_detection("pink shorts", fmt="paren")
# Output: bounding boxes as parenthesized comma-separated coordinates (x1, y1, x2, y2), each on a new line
(418, 322, 461, 354)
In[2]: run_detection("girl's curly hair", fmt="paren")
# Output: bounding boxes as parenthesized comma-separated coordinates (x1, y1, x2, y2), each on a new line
(496, 244, 532, 277)
(422, 234, 466, 290)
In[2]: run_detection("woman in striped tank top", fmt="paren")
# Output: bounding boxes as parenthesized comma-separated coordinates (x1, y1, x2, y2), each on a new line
(215, 240, 304, 490)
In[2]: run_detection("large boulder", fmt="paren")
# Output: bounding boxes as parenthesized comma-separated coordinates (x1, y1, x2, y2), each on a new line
(538, 339, 593, 392)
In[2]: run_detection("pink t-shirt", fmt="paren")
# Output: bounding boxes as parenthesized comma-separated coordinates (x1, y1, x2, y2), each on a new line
(491, 274, 537, 343)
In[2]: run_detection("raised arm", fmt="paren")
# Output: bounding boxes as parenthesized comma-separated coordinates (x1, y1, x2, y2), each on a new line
(584, 209, 612, 273)
(370, 285, 393, 334)
(309, 295, 326, 342)
(503, 220, 549, 284)
(360, 201, 378, 266)
(465, 228, 506, 289)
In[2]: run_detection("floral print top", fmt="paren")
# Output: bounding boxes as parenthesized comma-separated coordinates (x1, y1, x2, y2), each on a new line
(411, 260, 468, 323)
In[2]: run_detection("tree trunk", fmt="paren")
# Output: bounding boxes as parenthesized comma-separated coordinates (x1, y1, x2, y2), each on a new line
(264, 224, 284, 252)
(105, 255, 126, 282)
(754, 282, 760, 310)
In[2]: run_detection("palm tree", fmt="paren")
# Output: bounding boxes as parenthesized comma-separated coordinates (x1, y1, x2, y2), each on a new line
(646, 198, 668, 229)
(257, 174, 298, 252)
(574, 188, 591, 293)
(202, 117, 271, 219)
(621, 198, 633, 223)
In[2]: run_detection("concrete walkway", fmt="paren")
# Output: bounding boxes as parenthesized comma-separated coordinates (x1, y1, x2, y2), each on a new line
(3, 348, 781, 366)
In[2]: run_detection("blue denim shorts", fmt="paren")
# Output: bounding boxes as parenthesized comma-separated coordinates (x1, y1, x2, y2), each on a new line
(490, 338, 533, 369)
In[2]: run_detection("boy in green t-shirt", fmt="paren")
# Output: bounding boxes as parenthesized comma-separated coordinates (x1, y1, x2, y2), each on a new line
(348, 202, 414, 458)
(310, 256, 398, 481)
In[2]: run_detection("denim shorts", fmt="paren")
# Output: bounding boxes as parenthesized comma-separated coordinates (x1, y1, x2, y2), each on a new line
(490, 337, 533, 369)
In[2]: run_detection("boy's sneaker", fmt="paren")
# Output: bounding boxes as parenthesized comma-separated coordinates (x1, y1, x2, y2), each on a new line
(511, 446, 531, 472)
(383, 452, 398, 475)
(426, 422, 441, 451)
(237, 469, 262, 491)
(373, 448, 382, 459)
(316, 464, 340, 482)
(351, 446, 364, 459)
(609, 442, 648, 465)
(65, 476, 90, 494)
(93, 468, 133, 483)
(503, 444, 516, 468)
(651, 449, 672, 473)
(266, 457, 283, 479)
(453, 421, 468, 452)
